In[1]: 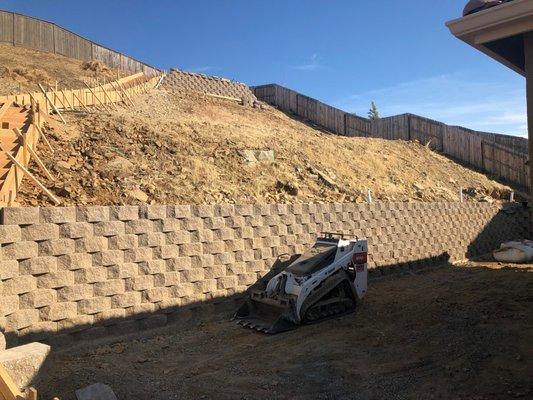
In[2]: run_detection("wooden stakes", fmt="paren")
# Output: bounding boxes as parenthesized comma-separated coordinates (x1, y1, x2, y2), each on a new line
(6, 152, 60, 205)
(83, 82, 111, 111)
(60, 89, 74, 110)
(98, 84, 118, 110)
(14, 128, 55, 181)
(38, 83, 66, 124)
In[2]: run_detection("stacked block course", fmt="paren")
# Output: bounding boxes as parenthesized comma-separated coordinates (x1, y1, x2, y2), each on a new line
(0, 202, 528, 347)
(161, 69, 257, 104)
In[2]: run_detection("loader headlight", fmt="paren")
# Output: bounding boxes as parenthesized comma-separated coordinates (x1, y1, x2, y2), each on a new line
(353, 252, 367, 264)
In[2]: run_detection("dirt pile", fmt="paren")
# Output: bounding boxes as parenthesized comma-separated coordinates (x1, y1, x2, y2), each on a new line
(0, 44, 121, 95)
(17, 88, 512, 206)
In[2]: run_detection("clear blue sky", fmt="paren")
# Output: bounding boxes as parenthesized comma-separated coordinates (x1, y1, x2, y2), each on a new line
(2, 0, 526, 137)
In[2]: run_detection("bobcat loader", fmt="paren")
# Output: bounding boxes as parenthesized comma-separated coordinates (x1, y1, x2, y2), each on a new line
(234, 233, 368, 333)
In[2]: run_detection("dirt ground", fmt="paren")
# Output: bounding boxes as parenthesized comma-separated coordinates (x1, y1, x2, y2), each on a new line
(37, 261, 532, 400)
(0, 44, 121, 95)
(16, 89, 512, 206)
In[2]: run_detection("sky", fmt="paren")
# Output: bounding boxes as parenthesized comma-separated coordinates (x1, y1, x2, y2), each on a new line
(1, 0, 527, 137)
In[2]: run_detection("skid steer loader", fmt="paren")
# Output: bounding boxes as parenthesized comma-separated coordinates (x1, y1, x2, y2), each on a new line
(234, 233, 368, 333)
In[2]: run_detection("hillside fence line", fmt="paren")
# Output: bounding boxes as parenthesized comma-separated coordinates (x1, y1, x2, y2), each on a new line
(253, 84, 529, 189)
(0, 9, 159, 76)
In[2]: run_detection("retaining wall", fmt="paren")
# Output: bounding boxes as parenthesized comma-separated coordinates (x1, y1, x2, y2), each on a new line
(0, 9, 159, 75)
(0, 202, 529, 347)
(161, 69, 257, 104)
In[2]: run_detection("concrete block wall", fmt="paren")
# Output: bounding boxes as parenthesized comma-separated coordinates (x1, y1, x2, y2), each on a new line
(0, 203, 529, 347)
(161, 69, 257, 104)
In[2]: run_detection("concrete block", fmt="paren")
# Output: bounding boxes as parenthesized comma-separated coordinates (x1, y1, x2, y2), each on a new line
(21, 223, 60, 241)
(202, 241, 225, 254)
(204, 265, 227, 279)
(111, 291, 142, 308)
(217, 275, 238, 289)
(110, 205, 139, 221)
(37, 271, 75, 289)
(2, 275, 37, 295)
(180, 268, 204, 282)
(0, 295, 19, 317)
(38, 239, 75, 256)
(170, 205, 192, 219)
(77, 297, 112, 315)
(0, 260, 18, 280)
(178, 243, 202, 257)
(6, 309, 39, 330)
(0, 225, 21, 244)
(214, 204, 234, 217)
(93, 221, 125, 237)
(40, 207, 77, 223)
(57, 284, 93, 302)
(76, 206, 110, 222)
(180, 217, 202, 231)
(154, 271, 180, 287)
(2, 241, 38, 260)
(141, 205, 167, 220)
(165, 231, 191, 244)
(0, 342, 50, 389)
(125, 219, 155, 234)
(60, 222, 94, 239)
(20, 289, 56, 309)
(74, 267, 107, 284)
(19, 256, 57, 275)
(107, 263, 138, 279)
(94, 308, 126, 325)
(40, 302, 77, 321)
(93, 250, 124, 266)
(166, 257, 192, 271)
(126, 303, 156, 319)
(138, 232, 166, 247)
(171, 282, 195, 297)
(154, 244, 179, 259)
(108, 234, 138, 250)
(125, 275, 154, 291)
(124, 247, 153, 263)
(56, 314, 94, 333)
(1, 207, 40, 225)
(138, 259, 166, 275)
(93, 279, 125, 296)
(57, 253, 93, 271)
(143, 286, 170, 302)
(75, 236, 108, 253)
(75, 383, 118, 400)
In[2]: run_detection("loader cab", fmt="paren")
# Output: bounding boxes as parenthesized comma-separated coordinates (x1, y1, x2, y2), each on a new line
(286, 242, 338, 277)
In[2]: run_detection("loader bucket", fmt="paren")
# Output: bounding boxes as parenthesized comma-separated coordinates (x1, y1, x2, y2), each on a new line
(234, 296, 298, 334)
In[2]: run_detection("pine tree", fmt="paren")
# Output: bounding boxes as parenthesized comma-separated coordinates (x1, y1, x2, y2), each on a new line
(368, 102, 380, 120)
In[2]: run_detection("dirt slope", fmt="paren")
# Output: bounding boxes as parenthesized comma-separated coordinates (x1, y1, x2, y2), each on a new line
(17, 88, 511, 206)
(0, 44, 120, 95)
(38, 261, 532, 400)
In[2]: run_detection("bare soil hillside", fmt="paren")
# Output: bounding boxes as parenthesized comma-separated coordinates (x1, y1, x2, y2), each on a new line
(0, 44, 120, 95)
(17, 89, 511, 206)
(38, 261, 532, 400)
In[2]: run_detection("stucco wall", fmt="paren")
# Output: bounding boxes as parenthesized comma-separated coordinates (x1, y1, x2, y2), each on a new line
(0, 202, 529, 347)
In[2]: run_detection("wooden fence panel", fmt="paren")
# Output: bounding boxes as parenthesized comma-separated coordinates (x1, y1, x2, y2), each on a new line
(92, 44, 121, 68)
(297, 94, 318, 122)
(373, 114, 409, 140)
(345, 114, 372, 137)
(0, 10, 14, 44)
(53, 26, 92, 60)
(408, 114, 444, 151)
(13, 14, 54, 52)
(275, 85, 298, 113)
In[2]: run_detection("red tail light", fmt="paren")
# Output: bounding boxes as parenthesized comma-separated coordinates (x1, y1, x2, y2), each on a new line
(353, 252, 367, 264)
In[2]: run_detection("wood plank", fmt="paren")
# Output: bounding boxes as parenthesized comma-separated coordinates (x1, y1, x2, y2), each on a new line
(38, 84, 66, 124)
(0, 364, 23, 400)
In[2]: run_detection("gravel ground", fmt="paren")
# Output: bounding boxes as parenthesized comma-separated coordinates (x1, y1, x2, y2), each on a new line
(37, 261, 532, 400)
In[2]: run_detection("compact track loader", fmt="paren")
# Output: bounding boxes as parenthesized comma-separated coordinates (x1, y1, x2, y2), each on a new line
(234, 233, 368, 333)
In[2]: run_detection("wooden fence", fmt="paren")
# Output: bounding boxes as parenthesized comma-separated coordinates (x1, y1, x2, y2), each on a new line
(0, 9, 159, 76)
(253, 83, 529, 188)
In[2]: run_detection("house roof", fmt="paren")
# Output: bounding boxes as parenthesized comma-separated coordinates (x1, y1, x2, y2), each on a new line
(446, 0, 533, 76)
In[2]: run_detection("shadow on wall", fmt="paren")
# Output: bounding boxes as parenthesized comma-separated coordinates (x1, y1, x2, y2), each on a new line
(466, 203, 531, 257)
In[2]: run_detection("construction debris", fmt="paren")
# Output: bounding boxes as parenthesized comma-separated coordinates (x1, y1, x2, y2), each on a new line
(0, 342, 50, 390)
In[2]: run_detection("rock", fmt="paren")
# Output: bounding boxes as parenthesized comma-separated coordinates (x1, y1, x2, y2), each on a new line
(101, 156, 134, 179)
(126, 188, 149, 202)
(56, 161, 71, 172)
(0, 342, 50, 389)
(276, 180, 299, 196)
(75, 383, 118, 400)
(242, 149, 275, 163)
(413, 182, 425, 191)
